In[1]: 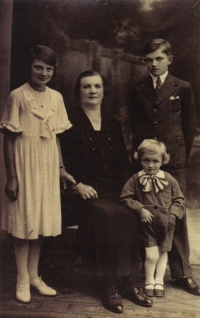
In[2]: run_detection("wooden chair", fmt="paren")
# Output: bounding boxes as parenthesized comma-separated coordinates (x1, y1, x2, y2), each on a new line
(38, 190, 80, 292)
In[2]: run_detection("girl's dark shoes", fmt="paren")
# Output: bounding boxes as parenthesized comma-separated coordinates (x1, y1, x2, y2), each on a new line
(154, 284, 165, 297)
(145, 284, 154, 297)
(103, 288, 123, 313)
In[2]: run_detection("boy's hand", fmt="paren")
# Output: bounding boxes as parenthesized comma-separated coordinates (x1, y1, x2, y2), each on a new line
(140, 208, 154, 224)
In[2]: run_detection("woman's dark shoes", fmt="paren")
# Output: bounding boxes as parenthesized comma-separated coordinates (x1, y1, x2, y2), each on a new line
(145, 284, 154, 297)
(154, 284, 165, 297)
(103, 289, 123, 313)
(127, 287, 153, 307)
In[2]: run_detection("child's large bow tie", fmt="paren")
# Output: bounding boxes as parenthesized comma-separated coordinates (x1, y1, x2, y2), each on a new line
(139, 174, 169, 194)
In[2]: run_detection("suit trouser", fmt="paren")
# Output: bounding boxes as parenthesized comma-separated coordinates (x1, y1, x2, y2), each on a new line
(161, 166, 192, 279)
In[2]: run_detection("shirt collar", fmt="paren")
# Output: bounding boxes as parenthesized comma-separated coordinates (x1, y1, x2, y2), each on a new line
(150, 71, 168, 87)
(138, 170, 165, 178)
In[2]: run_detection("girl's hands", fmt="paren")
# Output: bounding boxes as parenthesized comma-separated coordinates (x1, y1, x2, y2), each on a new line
(60, 169, 76, 190)
(75, 183, 98, 200)
(140, 208, 154, 224)
(5, 177, 18, 200)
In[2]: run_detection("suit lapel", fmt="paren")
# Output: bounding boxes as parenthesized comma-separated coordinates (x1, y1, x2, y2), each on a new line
(155, 74, 178, 105)
(139, 76, 156, 103)
(140, 74, 179, 105)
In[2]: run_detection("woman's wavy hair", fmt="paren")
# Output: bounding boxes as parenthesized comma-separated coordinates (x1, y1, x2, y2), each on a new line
(29, 45, 57, 76)
(74, 70, 109, 99)
(134, 139, 170, 165)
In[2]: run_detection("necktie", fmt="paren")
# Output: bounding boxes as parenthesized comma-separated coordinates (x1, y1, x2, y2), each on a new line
(155, 76, 162, 95)
(139, 174, 169, 194)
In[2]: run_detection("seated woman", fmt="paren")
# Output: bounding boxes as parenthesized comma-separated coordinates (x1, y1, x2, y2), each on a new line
(59, 70, 153, 313)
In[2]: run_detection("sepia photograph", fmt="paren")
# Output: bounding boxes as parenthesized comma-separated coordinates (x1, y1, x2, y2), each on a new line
(0, 0, 200, 317)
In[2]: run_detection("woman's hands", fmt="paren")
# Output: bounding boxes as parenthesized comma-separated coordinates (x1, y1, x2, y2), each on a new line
(140, 208, 154, 224)
(5, 177, 18, 200)
(75, 183, 98, 200)
(60, 169, 76, 190)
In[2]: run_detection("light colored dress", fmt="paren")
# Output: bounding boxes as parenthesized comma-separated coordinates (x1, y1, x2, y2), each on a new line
(0, 83, 72, 239)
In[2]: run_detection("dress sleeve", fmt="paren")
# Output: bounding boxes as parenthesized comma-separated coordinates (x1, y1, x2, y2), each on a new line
(0, 90, 23, 133)
(129, 86, 142, 136)
(54, 93, 72, 134)
(115, 120, 132, 184)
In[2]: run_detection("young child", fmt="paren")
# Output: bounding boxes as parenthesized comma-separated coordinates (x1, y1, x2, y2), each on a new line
(0, 45, 75, 303)
(129, 38, 200, 296)
(120, 139, 185, 297)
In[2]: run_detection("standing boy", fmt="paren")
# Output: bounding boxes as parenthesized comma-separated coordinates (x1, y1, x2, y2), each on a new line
(129, 38, 200, 295)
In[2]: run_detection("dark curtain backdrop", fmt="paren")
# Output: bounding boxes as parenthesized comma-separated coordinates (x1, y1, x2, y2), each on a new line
(11, 0, 200, 126)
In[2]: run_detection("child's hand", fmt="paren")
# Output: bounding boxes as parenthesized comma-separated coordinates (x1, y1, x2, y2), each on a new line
(5, 177, 18, 200)
(140, 208, 154, 224)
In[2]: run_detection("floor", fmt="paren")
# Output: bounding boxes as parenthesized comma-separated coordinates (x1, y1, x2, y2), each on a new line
(0, 229, 200, 318)
(0, 138, 200, 318)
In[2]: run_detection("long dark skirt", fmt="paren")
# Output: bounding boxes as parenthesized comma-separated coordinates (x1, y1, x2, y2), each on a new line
(63, 189, 140, 278)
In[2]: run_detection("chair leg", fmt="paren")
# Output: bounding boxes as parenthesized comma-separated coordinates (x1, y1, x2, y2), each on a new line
(59, 250, 80, 294)
(38, 237, 54, 276)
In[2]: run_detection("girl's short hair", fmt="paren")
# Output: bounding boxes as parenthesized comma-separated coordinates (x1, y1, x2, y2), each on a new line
(30, 45, 57, 75)
(143, 38, 172, 56)
(74, 70, 109, 99)
(134, 139, 170, 165)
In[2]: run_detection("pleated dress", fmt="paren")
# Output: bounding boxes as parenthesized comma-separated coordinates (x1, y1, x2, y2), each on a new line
(0, 83, 72, 239)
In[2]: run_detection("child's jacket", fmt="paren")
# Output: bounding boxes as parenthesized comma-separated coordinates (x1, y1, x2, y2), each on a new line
(120, 170, 185, 252)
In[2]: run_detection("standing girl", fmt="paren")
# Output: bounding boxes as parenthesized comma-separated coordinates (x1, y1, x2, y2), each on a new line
(0, 45, 75, 303)
(120, 139, 185, 297)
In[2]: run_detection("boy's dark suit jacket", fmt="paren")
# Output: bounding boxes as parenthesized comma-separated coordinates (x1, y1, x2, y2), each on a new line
(129, 73, 197, 168)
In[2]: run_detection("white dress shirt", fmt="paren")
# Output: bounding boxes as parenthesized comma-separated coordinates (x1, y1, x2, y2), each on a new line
(150, 71, 168, 89)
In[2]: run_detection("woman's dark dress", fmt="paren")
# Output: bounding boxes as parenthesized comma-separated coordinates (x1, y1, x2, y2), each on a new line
(60, 108, 140, 278)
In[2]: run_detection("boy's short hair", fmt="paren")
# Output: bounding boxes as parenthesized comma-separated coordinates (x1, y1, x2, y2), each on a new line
(143, 38, 172, 56)
(134, 139, 170, 165)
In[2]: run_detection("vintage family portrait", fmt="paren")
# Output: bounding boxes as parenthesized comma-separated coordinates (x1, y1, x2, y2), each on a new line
(0, 0, 200, 317)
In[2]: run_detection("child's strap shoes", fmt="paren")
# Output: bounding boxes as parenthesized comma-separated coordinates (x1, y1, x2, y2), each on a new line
(154, 283, 165, 297)
(144, 284, 154, 297)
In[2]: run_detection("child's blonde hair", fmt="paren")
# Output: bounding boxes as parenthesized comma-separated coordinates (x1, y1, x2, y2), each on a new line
(134, 139, 170, 165)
